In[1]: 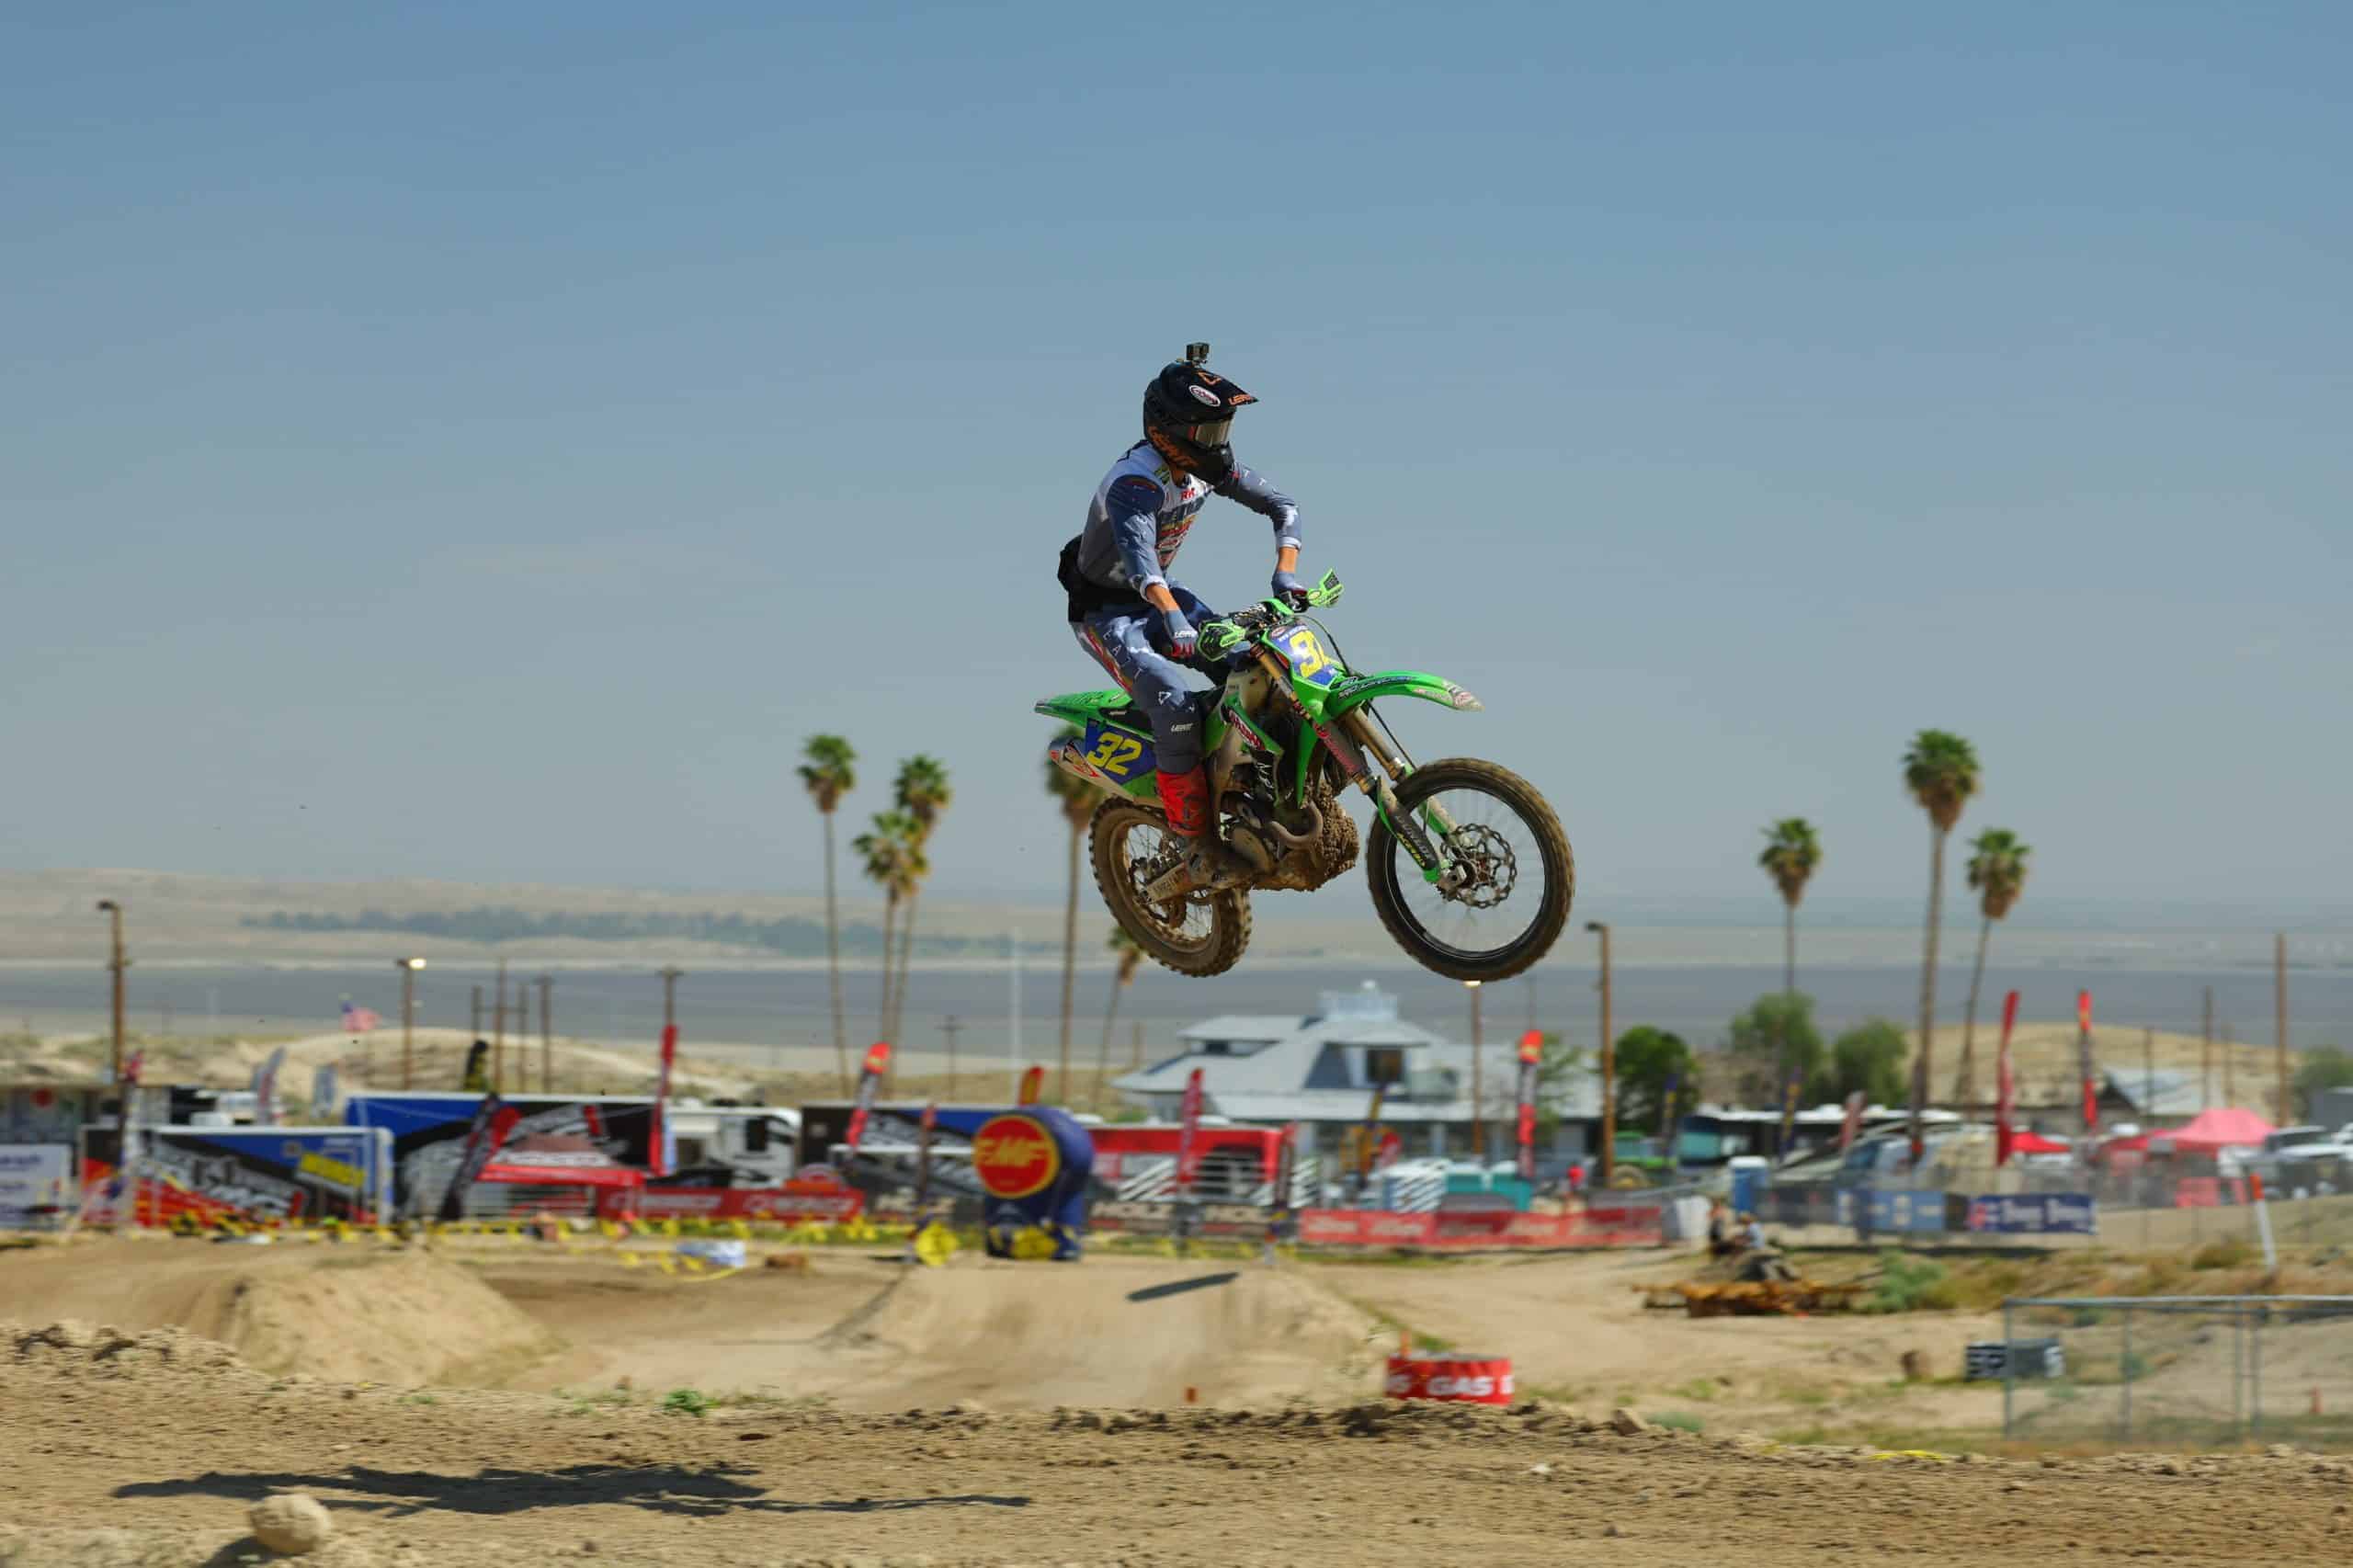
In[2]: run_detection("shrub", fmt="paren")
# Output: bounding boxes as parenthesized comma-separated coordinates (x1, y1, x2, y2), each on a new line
(662, 1388, 715, 1418)
(1867, 1251, 1959, 1313)
(2190, 1237, 2256, 1271)
(1648, 1411, 1706, 1433)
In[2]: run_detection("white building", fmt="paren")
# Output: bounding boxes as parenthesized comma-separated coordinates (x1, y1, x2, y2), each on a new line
(1110, 983, 1600, 1166)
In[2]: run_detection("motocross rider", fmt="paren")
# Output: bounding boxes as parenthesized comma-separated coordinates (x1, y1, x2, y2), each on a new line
(1058, 347, 1304, 890)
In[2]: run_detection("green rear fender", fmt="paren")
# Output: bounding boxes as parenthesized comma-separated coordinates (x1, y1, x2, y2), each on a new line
(1324, 670, 1483, 718)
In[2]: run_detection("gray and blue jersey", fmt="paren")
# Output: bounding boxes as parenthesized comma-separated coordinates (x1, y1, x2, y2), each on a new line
(1072, 442, 1300, 599)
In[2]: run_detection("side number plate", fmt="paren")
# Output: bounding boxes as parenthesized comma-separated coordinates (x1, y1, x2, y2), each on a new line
(1080, 721, 1154, 780)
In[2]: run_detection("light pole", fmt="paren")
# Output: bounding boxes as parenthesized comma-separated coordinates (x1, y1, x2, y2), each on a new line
(1464, 981, 1484, 1166)
(538, 975, 553, 1094)
(1587, 921, 1614, 1187)
(96, 901, 127, 1086)
(395, 958, 426, 1088)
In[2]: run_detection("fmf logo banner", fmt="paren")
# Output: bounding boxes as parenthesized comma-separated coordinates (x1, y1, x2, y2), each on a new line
(928, 1104, 1093, 1260)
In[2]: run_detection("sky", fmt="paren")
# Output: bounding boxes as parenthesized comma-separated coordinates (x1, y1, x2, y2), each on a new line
(5, 2, 2348, 921)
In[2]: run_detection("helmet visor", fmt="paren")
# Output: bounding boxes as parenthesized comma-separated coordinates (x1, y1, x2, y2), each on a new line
(1171, 416, 1232, 449)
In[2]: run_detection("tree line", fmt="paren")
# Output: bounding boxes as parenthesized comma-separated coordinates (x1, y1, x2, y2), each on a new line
(241, 905, 1025, 959)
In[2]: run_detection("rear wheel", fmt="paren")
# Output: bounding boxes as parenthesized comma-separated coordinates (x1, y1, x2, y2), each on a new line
(1365, 757, 1572, 983)
(1089, 798, 1253, 978)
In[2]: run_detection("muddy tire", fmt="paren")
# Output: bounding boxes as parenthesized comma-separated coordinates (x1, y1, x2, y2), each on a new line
(1089, 798, 1254, 978)
(1365, 756, 1572, 983)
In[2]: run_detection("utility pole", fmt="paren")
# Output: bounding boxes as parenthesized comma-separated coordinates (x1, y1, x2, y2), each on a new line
(396, 958, 426, 1089)
(1588, 921, 1614, 1187)
(493, 959, 509, 1091)
(95, 901, 127, 1085)
(1465, 980, 1484, 1165)
(2224, 1020, 2235, 1108)
(942, 1015, 961, 1098)
(659, 967, 685, 1031)
(2201, 986, 2214, 1112)
(471, 985, 483, 1040)
(2277, 933, 2291, 1123)
(538, 975, 553, 1094)
(1131, 1019, 1144, 1072)
(2143, 1028, 2155, 1127)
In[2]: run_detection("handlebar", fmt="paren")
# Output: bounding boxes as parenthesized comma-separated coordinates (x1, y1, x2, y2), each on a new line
(1197, 571, 1344, 661)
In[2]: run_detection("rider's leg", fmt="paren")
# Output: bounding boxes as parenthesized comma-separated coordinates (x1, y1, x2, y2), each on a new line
(1080, 606, 1241, 890)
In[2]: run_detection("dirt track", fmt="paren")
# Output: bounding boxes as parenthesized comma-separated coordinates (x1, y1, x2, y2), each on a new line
(12, 1318, 2353, 1567)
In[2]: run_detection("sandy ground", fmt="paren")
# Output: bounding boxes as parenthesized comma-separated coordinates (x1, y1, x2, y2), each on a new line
(1313, 1248, 2017, 1436)
(8, 1314, 2353, 1568)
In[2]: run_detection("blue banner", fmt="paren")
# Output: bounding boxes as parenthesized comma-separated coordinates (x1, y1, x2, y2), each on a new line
(929, 1105, 1094, 1260)
(1964, 1193, 2097, 1235)
(1855, 1187, 1949, 1235)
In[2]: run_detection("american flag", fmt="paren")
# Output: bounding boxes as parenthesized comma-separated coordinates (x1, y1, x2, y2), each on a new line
(339, 998, 381, 1033)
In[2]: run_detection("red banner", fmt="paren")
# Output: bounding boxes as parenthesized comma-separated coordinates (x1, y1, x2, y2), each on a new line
(843, 1042, 891, 1154)
(1515, 1030, 1541, 1183)
(1293, 1207, 1662, 1250)
(1385, 1353, 1514, 1405)
(1995, 989, 2020, 1165)
(653, 1024, 679, 1176)
(1176, 1067, 1205, 1188)
(597, 1175, 866, 1222)
(1017, 1065, 1045, 1107)
(2077, 990, 2098, 1132)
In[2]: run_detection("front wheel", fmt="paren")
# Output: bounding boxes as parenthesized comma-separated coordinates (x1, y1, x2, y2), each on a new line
(1365, 757, 1572, 983)
(1090, 798, 1254, 979)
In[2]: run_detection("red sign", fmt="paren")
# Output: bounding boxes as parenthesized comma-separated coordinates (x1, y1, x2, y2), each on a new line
(1385, 1353, 1514, 1405)
(972, 1113, 1060, 1199)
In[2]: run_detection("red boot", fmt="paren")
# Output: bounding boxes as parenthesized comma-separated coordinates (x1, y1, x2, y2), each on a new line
(1154, 767, 1244, 890)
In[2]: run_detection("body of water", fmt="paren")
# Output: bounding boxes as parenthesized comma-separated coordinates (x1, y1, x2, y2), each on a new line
(5, 958, 2348, 1074)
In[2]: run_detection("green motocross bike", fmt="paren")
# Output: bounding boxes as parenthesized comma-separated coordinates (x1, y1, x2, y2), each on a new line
(1036, 572, 1572, 981)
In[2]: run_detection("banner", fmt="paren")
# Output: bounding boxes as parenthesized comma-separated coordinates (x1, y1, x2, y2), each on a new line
(1965, 1193, 2097, 1236)
(914, 1101, 937, 1211)
(346, 1094, 664, 1214)
(597, 1170, 865, 1222)
(652, 1024, 679, 1176)
(1017, 1065, 1045, 1107)
(437, 1095, 520, 1221)
(2077, 990, 2097, 1131)
(250, 1047, 288, 1128)
(79, 1126, 394, 1226)
(844, 1042, 891, 1156)
(1293, 1207, 1663, 1250)
(1514, 1031, 1541, 1182)
(1176, 1068, 1205, 1191)
(1995, 989, 2020, 1165)
(1657, 1073, 1680, 1147)
(953, 1105, 1094, 1259)
(0, 1144, 72, 1227)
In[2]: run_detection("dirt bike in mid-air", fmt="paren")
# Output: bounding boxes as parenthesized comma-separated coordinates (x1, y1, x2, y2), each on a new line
(1037, 572, 1572, 981)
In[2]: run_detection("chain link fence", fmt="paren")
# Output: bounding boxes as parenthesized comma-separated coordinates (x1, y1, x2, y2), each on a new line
(2000, 1296, 2353, 1447)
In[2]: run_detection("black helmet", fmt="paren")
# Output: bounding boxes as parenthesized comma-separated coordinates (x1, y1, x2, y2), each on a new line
(1142, 347, 1255, 485)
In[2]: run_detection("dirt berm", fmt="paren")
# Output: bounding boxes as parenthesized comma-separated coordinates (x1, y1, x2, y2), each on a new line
(0, 1241, 552, 1385)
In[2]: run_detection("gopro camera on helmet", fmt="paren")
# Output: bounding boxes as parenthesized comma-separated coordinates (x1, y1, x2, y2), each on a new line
(1184, 342, 1211, 366)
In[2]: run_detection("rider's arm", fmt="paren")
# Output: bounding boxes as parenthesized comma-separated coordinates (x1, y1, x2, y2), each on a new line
(1104, 474, 1169, 596)
(1216, 465, 1301, 560)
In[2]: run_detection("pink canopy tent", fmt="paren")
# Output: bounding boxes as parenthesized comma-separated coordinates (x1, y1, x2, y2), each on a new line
(2152, 1108, 2275, 1154)
(2010, 1130, 2072, 1155)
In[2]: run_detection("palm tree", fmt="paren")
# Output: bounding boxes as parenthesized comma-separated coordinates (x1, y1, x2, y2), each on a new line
(888, 756, 952, 1045)
(1044, 727, 1098, 1104)
(1757, 818, 1823, 996)
(1951, 828, 2031, 1107)
(853, 811, 922, 1061)
(798, 735, 857, 1095)
(1903, 730, 1982, 1155)
(1095, 926, 1145, 1109)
